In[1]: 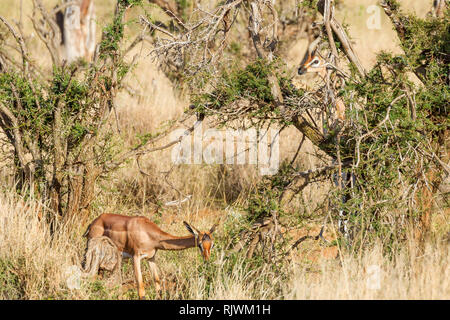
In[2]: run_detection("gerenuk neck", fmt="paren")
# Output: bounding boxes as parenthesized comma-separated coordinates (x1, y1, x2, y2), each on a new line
(158, 235, 197, 250)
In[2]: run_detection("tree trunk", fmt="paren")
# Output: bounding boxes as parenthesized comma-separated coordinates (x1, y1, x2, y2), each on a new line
(66, 164, 84, 218)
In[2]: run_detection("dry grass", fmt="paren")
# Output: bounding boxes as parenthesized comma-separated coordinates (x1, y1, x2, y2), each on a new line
(287, 240, 449, 299)
(0, 190, 448, 299)
(0, 191, 81, 299)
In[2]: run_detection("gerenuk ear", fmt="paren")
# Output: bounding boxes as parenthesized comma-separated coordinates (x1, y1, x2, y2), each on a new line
(209, 223, 218, 234)
(183, 221, 199, 237)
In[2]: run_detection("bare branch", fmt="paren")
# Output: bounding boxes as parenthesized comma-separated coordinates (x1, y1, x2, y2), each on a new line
(0, 15, 29, 73)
